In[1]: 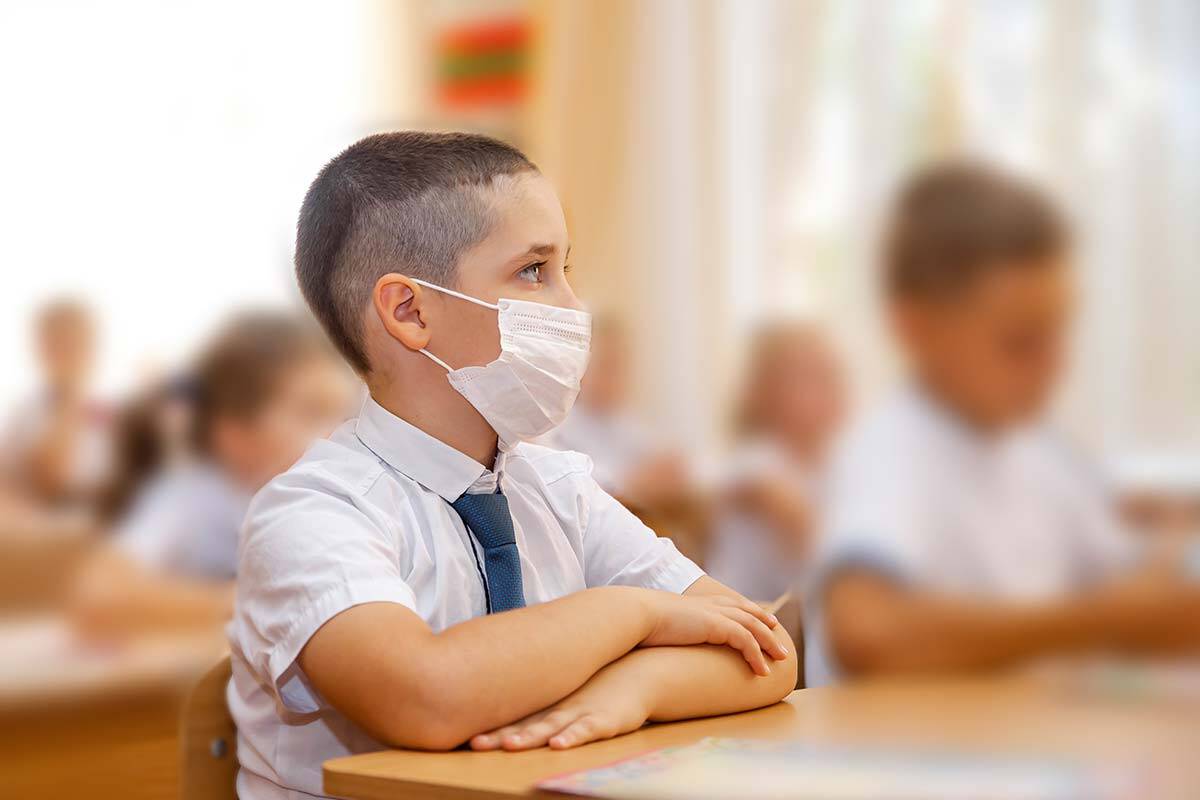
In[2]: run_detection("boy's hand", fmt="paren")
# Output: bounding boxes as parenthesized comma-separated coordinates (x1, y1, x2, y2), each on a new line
(640, 590, 787, 676)
(469, 656, 653, 751)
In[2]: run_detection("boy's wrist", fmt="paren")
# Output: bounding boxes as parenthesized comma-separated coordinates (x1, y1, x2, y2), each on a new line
(598, 585, 660, 643)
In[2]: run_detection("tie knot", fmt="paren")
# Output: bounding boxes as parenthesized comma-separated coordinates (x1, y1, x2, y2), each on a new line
(451, 491, 516, 550)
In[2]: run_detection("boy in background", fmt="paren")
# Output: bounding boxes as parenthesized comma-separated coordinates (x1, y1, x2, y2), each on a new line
(229, 132, 796, 800)
(707, 321, 846, 603)
(806, 162, 1200, 685)
(1, 299, 111, 507)
(72, 312, 352, 636)
(540, 315, 704, 558)
(541, 314, 691, 515)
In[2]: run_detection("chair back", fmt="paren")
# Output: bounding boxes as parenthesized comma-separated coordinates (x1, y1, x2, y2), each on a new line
(179, 653, 237, 800)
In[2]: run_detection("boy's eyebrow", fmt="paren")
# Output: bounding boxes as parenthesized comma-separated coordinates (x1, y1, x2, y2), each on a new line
(511, 242, 570, 260)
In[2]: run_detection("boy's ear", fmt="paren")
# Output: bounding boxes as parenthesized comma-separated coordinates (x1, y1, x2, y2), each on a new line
(373, 274, 433, 351)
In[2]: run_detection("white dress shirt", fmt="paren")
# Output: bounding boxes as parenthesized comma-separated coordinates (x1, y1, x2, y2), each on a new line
(228, 397, 703, 800)
(805, 387, 1135, 687)
(114, 461, 248, 580)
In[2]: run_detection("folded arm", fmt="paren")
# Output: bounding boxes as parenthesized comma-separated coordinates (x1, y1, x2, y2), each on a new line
(69, 546, 233, 637)
(826, 569, 1200, 677)
(468, 575, 797, 751)
(298, 583, 786, 751)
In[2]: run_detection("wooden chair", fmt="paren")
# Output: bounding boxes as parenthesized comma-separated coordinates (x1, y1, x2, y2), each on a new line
(179, 653, 237, 800)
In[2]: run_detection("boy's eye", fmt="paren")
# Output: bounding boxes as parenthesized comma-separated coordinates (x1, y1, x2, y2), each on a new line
(517, 263, 544, 283)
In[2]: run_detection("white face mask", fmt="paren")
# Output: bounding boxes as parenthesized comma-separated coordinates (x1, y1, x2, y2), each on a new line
(409, 278, 592, 451)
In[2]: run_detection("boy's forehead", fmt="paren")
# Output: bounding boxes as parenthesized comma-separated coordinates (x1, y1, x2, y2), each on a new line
(904, 258, 1072, 313)
(486, 173, 568, 248)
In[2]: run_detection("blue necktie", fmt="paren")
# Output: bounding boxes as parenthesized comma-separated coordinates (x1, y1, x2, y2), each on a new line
(451, 491, 526, 613)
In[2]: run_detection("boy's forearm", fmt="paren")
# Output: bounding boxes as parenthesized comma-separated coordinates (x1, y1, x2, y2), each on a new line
(613, 626, 797, 722)
(417, 586, 655, 743)
(830, 572, 1200, 676)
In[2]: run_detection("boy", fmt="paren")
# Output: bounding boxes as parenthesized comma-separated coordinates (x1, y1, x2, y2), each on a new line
(1, 299, 110, 506)
(805, 162, 1200, 686)
(228, 132, 796, 800)
(72, 313, 352, 636)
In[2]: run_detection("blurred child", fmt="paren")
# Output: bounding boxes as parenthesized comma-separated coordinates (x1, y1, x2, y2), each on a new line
(228, 132, 794, 800)
(541, 315, 691, 515)
(0, 298, 111, 507)
(706, 321, 846, 602)
(1112, 452, 1200, 574)
(72, 312, 353, 635)
(806, 162, 1200, 685)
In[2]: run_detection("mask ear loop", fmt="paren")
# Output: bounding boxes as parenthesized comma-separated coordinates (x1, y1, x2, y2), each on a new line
(419, 348, 453, 372)
(408, 277, 500, 311)
(407, 277, 500, 372)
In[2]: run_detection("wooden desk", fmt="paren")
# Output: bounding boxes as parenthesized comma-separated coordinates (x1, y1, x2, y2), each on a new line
(0, 508, 94, 612)
(0, 616, 227, 800)
(325, 677, 1200, 800)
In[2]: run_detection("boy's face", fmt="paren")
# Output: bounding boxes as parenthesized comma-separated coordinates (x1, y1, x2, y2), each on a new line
(216, 355, 355, 490)
(759, 335, 846, 451)
(39, 311, 95, 392)
(417, 173, 581, 372)
(892, 259, 1073, 428)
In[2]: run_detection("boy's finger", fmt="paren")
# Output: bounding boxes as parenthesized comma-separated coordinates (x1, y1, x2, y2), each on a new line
(738, 596, 780, 629)
(727, 608, 788, 660)
(719, 621, 769, 676)
(471, 712, 545, 750)
(501, 709, 579, 751)
(549, 713, 617, 750)
(469, 733, 500, 750)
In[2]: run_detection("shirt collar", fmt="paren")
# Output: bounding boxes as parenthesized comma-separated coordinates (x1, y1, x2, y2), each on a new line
(354, 396, 503, 501)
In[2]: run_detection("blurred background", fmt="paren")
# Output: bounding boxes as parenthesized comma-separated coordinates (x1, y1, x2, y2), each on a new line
(4, 0, 1199, 454)
(1, 1, 1198, 798)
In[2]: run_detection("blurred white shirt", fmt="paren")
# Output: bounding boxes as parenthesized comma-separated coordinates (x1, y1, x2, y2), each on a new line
(805, 386, 1135, 687)
(539, 404, 657, 494)
(113, 461, 247, 580)
(228, 397, 703, 800)
(706, 439, 814, 600)
(0, 392, 111, 497)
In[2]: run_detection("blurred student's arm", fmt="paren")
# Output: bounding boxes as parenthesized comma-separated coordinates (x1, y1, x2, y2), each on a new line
(70, 546, 234, 636)
(826, 568, 1200, 676)
(725, 474, 813, 556)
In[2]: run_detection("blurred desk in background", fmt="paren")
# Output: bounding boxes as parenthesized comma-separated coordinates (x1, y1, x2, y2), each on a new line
(0, 504, 94, 613)
(325, 675, 1200, 800)
(0, 616, 226, 800)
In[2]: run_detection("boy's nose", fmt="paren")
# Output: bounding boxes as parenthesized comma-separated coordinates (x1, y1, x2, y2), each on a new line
(559, 286, 586, 312)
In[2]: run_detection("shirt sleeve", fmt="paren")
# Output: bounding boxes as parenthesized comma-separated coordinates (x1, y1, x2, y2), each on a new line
(579, 476, 704, 594)
(811, 435, 928, 593)
(112, 478, 185, 570)
(233, 470, 418, 714)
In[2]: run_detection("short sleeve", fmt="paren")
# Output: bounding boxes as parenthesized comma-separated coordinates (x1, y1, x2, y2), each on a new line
(804, 433, 928, 687)
(112, 483, 177, 570)
(812, 441, 927, 592)
(580, 478, 704, 593)
(232, 471, 417, 714)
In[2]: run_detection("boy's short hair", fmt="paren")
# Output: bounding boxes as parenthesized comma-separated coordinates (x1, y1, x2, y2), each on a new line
(36, 297, 92, 336)
(883, 161, 1069, 299)
(190, 311, 329, 451)
(295, 131, 538, 373)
